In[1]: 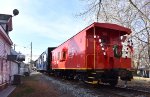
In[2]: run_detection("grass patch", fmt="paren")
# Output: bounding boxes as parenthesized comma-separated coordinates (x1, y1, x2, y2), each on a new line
(23, 87, 35, 94)
(14, 87, 35, 97)
(8, 75, 38, 97)
(9, 73, 61, 97)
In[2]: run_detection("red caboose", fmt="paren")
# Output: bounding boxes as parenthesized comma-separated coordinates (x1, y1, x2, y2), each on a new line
(51, 22, 133, 86)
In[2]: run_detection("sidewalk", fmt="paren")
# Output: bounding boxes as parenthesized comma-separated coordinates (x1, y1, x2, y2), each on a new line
(0, 86, 16, 97)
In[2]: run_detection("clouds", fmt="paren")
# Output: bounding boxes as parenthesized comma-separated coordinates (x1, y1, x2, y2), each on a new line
(0, 0, 88, 62)
(0, 0, 18, 14)
(12, 10, 85, 43)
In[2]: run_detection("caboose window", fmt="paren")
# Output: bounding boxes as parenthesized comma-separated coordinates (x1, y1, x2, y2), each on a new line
(62, 51, 66, 60)
(58, 52, 61, 60)
(52, 53, 54, 61)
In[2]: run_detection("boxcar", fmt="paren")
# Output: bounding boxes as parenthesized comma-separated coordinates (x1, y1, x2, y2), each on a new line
(51, 22, 133, 86)
(36, 47, 55, 73)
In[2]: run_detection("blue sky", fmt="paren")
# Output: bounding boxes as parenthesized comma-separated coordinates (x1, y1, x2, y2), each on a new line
(0, 0, 93, 62)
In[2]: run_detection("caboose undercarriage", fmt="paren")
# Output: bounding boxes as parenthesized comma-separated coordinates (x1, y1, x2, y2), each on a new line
(51, 68, 133, 86)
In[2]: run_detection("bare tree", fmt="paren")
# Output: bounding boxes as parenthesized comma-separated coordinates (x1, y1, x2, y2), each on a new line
(78, 0, 150, 69)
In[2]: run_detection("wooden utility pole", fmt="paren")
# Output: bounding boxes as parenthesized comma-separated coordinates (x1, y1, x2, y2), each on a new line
(31, 42, 32, 63)
(14, 44, 16, 50)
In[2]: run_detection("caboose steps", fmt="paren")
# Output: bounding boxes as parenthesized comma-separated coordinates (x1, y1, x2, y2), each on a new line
(84, 81, 98, 84)
(88, 77, 95, 79)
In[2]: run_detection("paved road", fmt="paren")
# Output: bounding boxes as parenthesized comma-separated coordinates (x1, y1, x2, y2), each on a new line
(0, 86, 16, 97)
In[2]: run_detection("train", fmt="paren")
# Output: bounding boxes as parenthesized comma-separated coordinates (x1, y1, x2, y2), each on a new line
(35, 47, 55, 73)
(35, 22, 133, 86)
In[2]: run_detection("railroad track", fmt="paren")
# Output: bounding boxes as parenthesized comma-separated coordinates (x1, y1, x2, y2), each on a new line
(67, 80, 150, 97)
(115, 85, 150, 96)
(118, 86, 150, 93)
(94, 84, 150, 97)
(43, 73, 150, 97)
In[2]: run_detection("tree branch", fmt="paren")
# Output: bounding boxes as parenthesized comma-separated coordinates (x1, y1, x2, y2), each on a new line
(129, 0, 150, 23)
(96, 0, 102, 22)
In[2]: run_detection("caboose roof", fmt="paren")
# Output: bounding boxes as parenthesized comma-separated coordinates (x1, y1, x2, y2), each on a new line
(87, 22, 131, 35)
(52, 22, 131, 51)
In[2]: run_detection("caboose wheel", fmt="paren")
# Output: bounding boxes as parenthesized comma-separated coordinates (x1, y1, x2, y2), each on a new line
(109, 79, 118, 87)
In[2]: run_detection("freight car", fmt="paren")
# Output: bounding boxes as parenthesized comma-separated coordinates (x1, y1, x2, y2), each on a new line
(51, 22, 133, 86)
(36, 47, 55, 73)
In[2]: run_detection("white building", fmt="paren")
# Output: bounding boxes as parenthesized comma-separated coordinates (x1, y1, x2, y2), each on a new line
(0, 14, 13, 90)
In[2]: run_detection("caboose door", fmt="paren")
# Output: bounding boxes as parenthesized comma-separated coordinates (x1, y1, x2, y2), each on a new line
(86, 34, 95, 69)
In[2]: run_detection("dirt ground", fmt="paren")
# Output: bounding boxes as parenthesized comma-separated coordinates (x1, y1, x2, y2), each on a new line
(118, 76, 150, 87)
(8, 73, 73, 97)
(8, 72, 150, 97)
